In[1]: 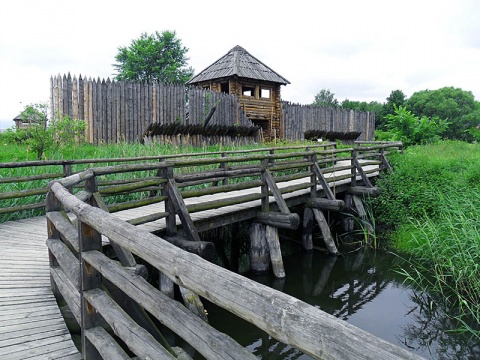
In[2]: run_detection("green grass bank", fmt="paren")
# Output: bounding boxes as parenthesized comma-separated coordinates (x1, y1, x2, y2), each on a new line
(370, 141, 480, 336)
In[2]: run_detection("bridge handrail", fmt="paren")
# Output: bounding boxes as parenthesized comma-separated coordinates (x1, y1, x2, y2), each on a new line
(46, 167, 421, 359)
(0, 143, 401, 220)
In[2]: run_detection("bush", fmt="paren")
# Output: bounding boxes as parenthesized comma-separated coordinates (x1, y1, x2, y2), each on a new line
(384, 105, 449, 146)
(4, 103, 86, 160)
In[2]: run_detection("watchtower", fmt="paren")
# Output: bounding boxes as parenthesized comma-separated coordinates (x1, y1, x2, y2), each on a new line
(187, 45, 289, 139)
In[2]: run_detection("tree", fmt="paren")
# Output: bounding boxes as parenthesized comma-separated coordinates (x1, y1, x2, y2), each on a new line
(20, 103, 52, 160)
(380, 90, 407, 130)
(113, 31, 194, 83)
(384, 105, 449, 146)
(406, 87, 478, 141)
(312, 89, 339, 108)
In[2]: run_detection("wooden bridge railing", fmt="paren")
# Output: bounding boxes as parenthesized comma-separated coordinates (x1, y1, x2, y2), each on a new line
(1, 141, 403, 223)
(0, 142, 339, 221)
(43, 142, 422, 360)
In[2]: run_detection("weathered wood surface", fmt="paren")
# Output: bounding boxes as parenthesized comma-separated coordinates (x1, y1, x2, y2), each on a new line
(0, 158, 384, 359)
(0, 218, 81, 359)
(51, 182, 423, 360)
(116, 160, 379, 234)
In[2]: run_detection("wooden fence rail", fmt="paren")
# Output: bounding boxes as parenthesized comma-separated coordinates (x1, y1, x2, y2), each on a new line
(44, 141, 420, 359)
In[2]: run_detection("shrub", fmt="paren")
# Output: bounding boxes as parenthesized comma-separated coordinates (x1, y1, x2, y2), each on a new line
(384, 105, 449, 146)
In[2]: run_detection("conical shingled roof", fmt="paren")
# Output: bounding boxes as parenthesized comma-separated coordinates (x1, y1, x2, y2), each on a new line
(187, 45, 290, 85)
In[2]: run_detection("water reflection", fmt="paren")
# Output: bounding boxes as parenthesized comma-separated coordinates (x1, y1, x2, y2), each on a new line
(204, 249, 480, 359)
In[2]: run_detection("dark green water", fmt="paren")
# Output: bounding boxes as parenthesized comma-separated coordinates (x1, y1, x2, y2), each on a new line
(203, 250, 480, 360)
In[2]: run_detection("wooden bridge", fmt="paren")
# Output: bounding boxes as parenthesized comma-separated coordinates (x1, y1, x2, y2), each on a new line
(0, 142, 424, 359)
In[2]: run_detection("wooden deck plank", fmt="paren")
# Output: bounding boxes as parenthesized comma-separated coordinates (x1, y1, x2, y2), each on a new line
(0, 216, 80, 359)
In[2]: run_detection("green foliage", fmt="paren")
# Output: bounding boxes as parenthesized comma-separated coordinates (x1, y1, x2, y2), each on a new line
(394, 192, 480, 337)
(3, 104, 86, 160)
(52, 114, 86, 148)
(113, 30, 194, 83)
(381, 90, 407, 130)
(311, 89, 339, 108)
(370, 141, 480, 335)
(406, 87, 478, 141)
(384, 105, 449, 146)
(18, 103, 52, 160)
(371, 141, 480, 230)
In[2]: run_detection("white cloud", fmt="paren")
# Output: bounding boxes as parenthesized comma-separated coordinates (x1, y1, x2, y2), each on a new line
(0, 0, 479, 129)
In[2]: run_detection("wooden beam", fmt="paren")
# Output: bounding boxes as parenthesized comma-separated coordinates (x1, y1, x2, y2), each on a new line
(167, 179, 201, 242)
(83, 251, 254, 360)
(312, 209, 339, 255)
(51, 182, 423, 360)
(266, 225, 285, 278)
(312, 162, 336, 200)
(353, 158, 373, 188)
(83, 288, 175, 359)
(263, 169, 291, 214)
(92, 192, 137, 267)
(347, 186, 381, 197)
(305, 198, 345, 211)
(256, 212, 300, 230)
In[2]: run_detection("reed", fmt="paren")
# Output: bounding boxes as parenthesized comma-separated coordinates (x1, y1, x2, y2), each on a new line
(394, 190, 480, 337)
(370, 141, 480, 337)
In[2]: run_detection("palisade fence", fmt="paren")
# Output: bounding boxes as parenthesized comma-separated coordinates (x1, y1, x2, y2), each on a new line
(282, 102, 375, 142)
(50, 74, 255, 145)
(50, 74, 375, 145)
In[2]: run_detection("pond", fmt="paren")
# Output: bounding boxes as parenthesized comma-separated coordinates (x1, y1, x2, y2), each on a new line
(203, 249, 480, 359)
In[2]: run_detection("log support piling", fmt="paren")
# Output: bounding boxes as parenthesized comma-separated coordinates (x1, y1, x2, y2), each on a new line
(249, 222, 286, 278)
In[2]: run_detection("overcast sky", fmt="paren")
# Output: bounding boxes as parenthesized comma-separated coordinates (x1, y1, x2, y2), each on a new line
(0, 0, 479, 130)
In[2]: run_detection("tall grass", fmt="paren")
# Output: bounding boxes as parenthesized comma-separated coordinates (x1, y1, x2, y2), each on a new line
(0, 140, 315, 223)
(394, 190, 480, 336)
(370, 141, 480, 337)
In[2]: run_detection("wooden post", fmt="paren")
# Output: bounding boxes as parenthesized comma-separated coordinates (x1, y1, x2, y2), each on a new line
(249, 223, 270, 273)
(352, 195, 374, 236)
(302, 207, 314, 251)
(160, 272, 175, 299)
(309, 152, 317, 198)
(343, 194, 354, 233)
(161, 166, 176, 236)
(260, 160, 269, 213)
(350, 148, 357, 187)
(312, 208, 339, 255)
(265, 225, 285, 278)
(80, 177, 103, 359)
(63, 162, 73, 193)
(220, 152, 228, 185)
(46, 191, 62, 299)
(159, 165, 177, 298)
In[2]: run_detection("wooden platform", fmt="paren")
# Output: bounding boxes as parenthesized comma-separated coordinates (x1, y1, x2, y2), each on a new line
(0, 218, 82, 359)
(0, 161, 377, 359)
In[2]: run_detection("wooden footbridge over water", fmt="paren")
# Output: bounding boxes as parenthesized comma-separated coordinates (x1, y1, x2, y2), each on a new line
(0, 142, 424, 359)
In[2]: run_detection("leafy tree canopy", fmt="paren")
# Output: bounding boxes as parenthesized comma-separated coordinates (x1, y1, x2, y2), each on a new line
(312, 89, 339, 108)
(113, 30, 194, 83)
(384, 90, 407, 118)
(406, 87, 478, 140)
